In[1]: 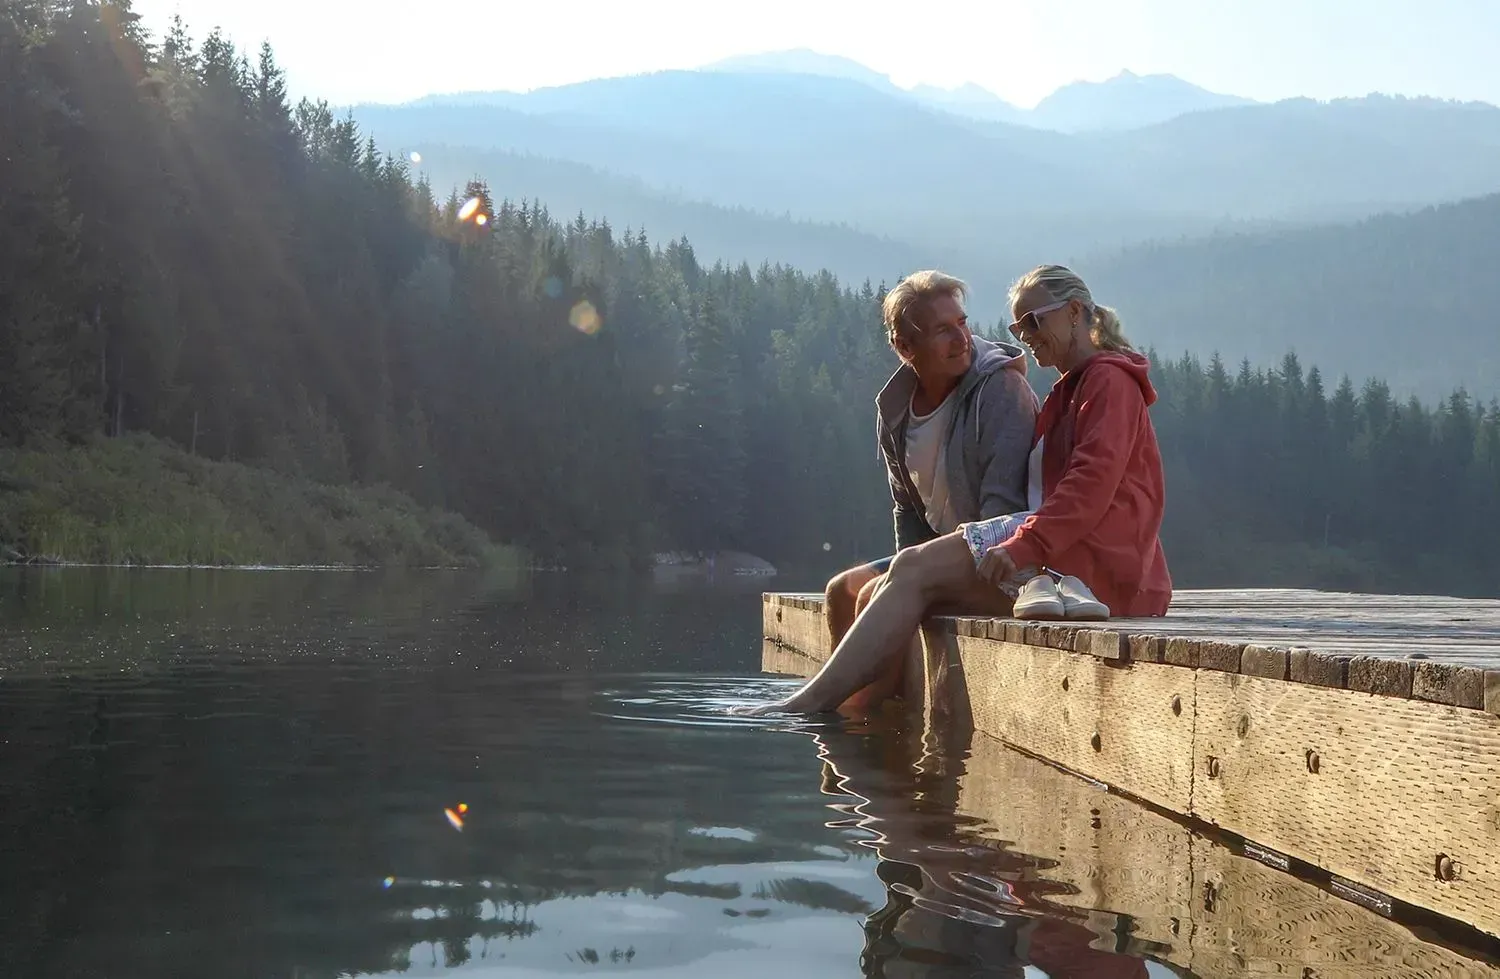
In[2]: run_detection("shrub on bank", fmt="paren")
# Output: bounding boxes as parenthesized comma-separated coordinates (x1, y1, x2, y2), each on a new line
(0, 434, 519, 568)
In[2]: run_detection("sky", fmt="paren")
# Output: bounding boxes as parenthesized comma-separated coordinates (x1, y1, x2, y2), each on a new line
(129, 0, 1500, 109)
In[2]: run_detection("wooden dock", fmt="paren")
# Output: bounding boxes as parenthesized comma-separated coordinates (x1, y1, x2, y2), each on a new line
(762, 587, 1500, 960)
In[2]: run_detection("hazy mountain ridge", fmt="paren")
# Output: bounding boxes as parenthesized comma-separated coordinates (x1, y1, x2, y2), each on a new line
(357, 60, 1500, 398)
(1029, 69, 1254, 131)
(352, 69, 1500, 263)
(703, 50, 1253, 131)
(410, 49, 1258, 133)
(409, 143, 939, 292)
(1086, 191, 1500, 399)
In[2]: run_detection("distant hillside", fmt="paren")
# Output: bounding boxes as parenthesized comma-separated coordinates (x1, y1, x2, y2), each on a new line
(703, 49, 1027, 125)
(1086, 191, 1500, 400)
(353, 73, 1500, 301)
(1083, 94, 1500, 221)
(1030, 69, 1254, 131)
(350, 72, 1099, 274)
(409, 144, 943, 293)
(702, 50, 1249, 131)
(704, 49, 906, 95)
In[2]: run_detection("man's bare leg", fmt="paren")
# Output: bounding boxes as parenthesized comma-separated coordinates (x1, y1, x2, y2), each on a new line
(752, 534, 991, 714)
(824, 562, 885, 648)
(835, 553, 1018, 713)
(836, 572, 900, 712)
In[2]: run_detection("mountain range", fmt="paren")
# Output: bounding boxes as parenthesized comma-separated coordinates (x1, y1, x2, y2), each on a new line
(351, 53, 1500, 399)
(703, 49, 1255, 131)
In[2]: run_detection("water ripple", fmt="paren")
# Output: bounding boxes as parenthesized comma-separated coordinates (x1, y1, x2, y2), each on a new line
(592, 675, 828, 731)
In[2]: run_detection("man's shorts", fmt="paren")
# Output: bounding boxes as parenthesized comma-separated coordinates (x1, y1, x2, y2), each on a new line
(958, 512, 1031, 567)
(866, 554, 895, 574)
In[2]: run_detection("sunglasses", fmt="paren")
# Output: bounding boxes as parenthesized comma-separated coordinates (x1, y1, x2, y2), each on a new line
(1007, 300, 1068, 340)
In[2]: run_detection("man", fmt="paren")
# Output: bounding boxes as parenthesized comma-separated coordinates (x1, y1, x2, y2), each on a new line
(825, 270, 1038, 672)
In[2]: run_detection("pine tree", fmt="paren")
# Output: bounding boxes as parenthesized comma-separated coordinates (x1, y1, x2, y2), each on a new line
(656, 292, 747, 556)
(0, 9, 95, 442)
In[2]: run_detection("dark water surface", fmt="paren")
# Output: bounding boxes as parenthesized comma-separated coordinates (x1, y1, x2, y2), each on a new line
(1, 568, 1492, 978)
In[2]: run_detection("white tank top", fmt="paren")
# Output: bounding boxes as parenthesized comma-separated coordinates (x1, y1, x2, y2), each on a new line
(904, 391, 960, 534)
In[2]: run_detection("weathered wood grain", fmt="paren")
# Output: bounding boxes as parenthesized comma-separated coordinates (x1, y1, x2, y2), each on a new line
(1193, 670, 1500, 939)
(1412, 662, 1487, 710)
(762, 594, 830, 665)
(1292, 648, 1350, 688)
(761, 640, 824, 679)
(1240, 644, 1290, 680)
(1349, 655, 1415, 697)
(1128, 634, 1166, 663)
(953, 638, 1196, 813)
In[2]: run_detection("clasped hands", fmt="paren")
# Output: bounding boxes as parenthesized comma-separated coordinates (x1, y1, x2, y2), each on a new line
(976, 543, 1020, 591)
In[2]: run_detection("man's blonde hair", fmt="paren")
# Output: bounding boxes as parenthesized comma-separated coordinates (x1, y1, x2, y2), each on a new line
(882, 270, 968, 348)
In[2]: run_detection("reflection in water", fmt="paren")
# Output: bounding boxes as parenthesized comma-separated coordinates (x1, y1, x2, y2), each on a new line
(1, 568, 1492, 978)
(803, 718, 1157, 978)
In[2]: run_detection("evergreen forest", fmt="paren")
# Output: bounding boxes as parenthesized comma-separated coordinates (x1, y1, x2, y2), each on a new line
(3, 2, 1496, 596)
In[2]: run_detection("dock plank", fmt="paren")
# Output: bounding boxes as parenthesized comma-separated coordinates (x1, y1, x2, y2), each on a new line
(948, 635, 1196, 813)
(1194, 671, 1500, 939)
(766, 588, 1500, 671)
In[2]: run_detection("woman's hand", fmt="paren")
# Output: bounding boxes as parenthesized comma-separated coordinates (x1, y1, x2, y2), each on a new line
(977, 544, 1018, 589)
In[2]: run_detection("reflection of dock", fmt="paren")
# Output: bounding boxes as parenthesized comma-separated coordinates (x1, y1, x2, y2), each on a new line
(957, 732, 1498, 977)
(763, 587, 1500, 965)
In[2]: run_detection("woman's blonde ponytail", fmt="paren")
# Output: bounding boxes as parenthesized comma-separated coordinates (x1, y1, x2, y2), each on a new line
(1090, 303, 1133, 352)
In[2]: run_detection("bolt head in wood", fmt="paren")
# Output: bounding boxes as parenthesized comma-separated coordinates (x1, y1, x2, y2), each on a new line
(1207, 756, 1221, 779)
(1436, 854, 1462, 881)
(1305, 749, 1320, 774)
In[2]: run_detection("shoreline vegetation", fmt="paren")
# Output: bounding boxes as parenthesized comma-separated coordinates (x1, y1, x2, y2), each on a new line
(0, 434, 520, 570)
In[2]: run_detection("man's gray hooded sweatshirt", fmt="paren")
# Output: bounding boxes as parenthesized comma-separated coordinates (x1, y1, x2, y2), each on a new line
(876, 335, 1040, 552)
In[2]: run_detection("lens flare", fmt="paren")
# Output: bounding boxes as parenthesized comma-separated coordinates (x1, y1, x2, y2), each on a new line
(569, 300, 602, 335)
(409, 151, 422, 164)
(383, 876, 396, 888)
(474, 214, 488, 227)
(444, 807, 465, 831)
(457, 197, 482, 223)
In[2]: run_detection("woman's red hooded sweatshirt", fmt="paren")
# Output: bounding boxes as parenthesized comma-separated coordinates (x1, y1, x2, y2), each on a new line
(1002, 351, 1173, 617)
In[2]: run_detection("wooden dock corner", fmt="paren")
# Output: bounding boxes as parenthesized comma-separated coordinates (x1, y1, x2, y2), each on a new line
(762, 588, 1500, 952)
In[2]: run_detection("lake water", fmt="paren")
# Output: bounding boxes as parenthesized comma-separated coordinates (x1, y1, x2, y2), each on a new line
(1, 567, 1494, 978)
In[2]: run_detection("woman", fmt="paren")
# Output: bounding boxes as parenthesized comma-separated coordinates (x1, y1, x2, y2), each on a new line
(744, 265, 1172, 715)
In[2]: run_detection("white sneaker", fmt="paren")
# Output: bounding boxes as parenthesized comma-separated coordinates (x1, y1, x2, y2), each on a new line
(1057, 575, 1110, 621)
(1013, 575, 1064, 620)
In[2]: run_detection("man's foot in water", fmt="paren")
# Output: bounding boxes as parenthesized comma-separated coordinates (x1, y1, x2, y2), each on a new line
(728, 701, 790, 717)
